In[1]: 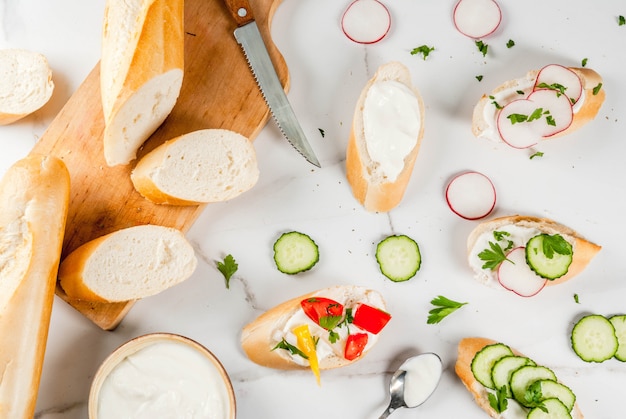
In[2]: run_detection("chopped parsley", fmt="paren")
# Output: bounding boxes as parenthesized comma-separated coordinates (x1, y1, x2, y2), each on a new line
(524, 381, 547, 409)
(593, 82, 603, 95)
(489, 95, 503, 109)
(478, 231, 514, 270)
(536, 82, 567, 97)
(489, 385, 509, 413)
(619, 15, 626, 26)
(546, 115, 556, 126)
(427, 295, 467, 324)
(516, 90, 525, 95)
(411, 45, 435, 60)
(318, 128, 325, 138)
(216, 254, 238, 289)
(273, 338, 309, 359)
(581, 58, 588, 67)
(475, 40, 489, 57)
(530, 151, 544, 159)
(507, 113, 529, 124)
(506, 39, 515, 48)
(476, 75, 484, 82)
(574, 293, 580, 304)
(507, 108, 553, 126)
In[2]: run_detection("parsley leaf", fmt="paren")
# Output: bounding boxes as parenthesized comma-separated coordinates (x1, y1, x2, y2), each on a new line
(318, 128, 325, 137)
(506, 39, 515, 48)
(216, 254, 238, 289)
(546, 115, 556, 126)
(319, 315, 343, 330)
(530, 151, 544, 159)
(427, 295, 467, 324)
(272, 338, 308, 359)
(536, 82, 567, 96)
(574, 293, 580, 303)
(476, 75, 484, 82)
(488, 386, 509, 413)
(593, 82, 603, 95)
(581, 57, 588, 67)
(528, 108, 544, 122)
(328, 330, 340, 344)
(541, 234, 573, 259)
(489, 96, 503, 109)
(411, 45, 435, 60)
(524, 381, 545, 408)
(507, 113, 528, 124)
(619, 15, 626, 26)
(478, 241, 513, 270)
(475, 40, 488, 57)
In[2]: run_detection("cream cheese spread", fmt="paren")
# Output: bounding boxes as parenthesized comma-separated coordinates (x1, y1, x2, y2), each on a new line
(97, 340, 230, 419)
(363, 80, 421, 182)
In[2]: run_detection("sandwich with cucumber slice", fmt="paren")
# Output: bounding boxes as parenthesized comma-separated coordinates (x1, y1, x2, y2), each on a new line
(467, 215, 601, 297)
(455, 337, 583, 419)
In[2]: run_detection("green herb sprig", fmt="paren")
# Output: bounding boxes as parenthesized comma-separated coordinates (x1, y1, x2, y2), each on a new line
(216, 254, 238, 289)
(489, 385, 509, 413)
(411, 45, 435, 60)
(427, 296, 467, 324)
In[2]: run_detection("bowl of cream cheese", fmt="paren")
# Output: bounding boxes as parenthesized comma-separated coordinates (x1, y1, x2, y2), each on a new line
(88, 333, 236, 419)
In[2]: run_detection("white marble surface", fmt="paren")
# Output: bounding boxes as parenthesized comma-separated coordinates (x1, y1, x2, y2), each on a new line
(1, 0, 626, 418)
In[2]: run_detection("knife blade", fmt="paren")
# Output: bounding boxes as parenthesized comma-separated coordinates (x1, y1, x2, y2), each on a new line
(222, 0, 321, 167)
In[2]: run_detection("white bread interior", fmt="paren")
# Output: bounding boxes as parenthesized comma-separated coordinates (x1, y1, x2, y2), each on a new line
(241, 285, 386, 370)
(0, 154, 70, 418)
(58, 224, 197, 303)
(472, 67, 605, 141)
(131, 129, 259, 205)
(100, 0, 184, 166)
(467, 215, 601, 287)
(0, 49, 54, 125)
(346, 61, 425, 212)
(455, 337, 584, 419)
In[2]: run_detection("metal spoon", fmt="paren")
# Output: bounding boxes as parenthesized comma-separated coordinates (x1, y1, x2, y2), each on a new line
(378, 353, 442, 418)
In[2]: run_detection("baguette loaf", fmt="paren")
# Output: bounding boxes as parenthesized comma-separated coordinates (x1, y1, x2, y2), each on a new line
(131, 129, 259, 205)
(472, 66, 605, 143)
(0, 155, 70, 418)
(467, 215, 601, 287)
(241, 285, 389, 371)
(100, 0, 184, 166)
(0, 49, 54, 125)
(455, 337, 583, 418)
(58, 225, 197, 303)
(346, 61, 425, 212)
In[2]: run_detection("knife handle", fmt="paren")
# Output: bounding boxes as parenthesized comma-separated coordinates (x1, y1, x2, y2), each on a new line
(222, 0, 255, 27)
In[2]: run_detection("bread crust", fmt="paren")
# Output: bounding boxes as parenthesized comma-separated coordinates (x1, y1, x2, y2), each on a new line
(0, 155, 70, 417)
(241, 286, 387, 370)
(467, 215, 601, 286)
(346, 61, 425, 212)
(455, 337, 584, 418)
(472, 66, 605, 141)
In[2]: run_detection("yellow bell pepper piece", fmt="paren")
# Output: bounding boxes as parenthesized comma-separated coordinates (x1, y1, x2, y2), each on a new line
(292, 324, 321, 385)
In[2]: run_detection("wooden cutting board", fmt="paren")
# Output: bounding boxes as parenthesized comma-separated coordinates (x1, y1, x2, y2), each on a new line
(30, 0, 288, 330)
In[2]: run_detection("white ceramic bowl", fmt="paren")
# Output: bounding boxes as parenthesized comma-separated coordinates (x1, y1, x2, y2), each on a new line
(89, 333, 236, 419)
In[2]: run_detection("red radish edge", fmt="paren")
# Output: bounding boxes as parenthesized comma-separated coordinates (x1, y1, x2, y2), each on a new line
(341, 0, 391, 45)
(453, 0, 502, 39)
(445, 171, 496, 220)
(497, 247, 547, 297)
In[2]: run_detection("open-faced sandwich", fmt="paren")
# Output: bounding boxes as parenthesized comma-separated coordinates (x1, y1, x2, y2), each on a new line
(467, 215, 601, 296)
(456, 337, 583, 418)
(240, 285, 391, 384)
(472, 64, 605, 149)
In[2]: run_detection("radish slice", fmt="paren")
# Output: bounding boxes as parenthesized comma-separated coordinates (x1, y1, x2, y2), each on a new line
(497, 89, 574, 148)
(445, 171, 496, 220)
(341, 0, 391, 44)
(497, 247, 547, 297)
(453, 0, 502, 39)
(534, 64, 583, 104)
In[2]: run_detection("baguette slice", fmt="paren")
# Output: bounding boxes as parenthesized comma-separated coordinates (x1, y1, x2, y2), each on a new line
(100, 0, 184, 166)
(131, 129, 259, 205)
(0, 49, 54, 125)
(58, 225, 197, 303)
(0, 155, 70, 418)
(346, 61, 425, 212)
(455, 337, 584, 419)
(241, 285, 388, 370)
(467, 215, 601, 287)
(472, 66, 605, 142)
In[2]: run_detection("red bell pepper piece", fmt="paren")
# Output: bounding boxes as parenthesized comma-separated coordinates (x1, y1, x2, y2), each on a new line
(344, 333, 368, 361)
(353, 303, 391, 334)
(300, 297, 344, 329)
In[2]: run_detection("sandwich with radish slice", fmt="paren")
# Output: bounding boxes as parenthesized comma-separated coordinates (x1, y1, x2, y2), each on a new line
(466, 215, 601, 296)
(472, 64, 605, 148)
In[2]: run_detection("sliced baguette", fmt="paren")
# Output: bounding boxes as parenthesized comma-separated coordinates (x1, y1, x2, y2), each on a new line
(241, 285, 387, 370)
(455, 337, 584, 419)
(467, 215, 601, 287)
(0, 155, 70, 418)
(58, 225, 197, 303)
(346, 61, 425, 212)
(472, 66, 605, 142)
(100, 0, 184, 166)
(130, 129, 259, 205)
(0, 49, 54, 125)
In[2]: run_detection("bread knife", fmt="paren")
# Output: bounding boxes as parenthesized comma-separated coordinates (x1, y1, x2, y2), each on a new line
(221, 0, 321, 167)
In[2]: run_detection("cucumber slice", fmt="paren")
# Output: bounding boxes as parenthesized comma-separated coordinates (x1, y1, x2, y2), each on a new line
(571, 314, 618, 362)
(609, 315, 626, 361)
(510, 365, 557, 407)
(375, 235, 421, 282)
(273, 231, 319, 274)
(491, 355, 536, 397)
(470, 343, 513, 389)
(525, 234, 573, 280)
(526, 398, 572, 419)
(530, 379, 576, 412)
